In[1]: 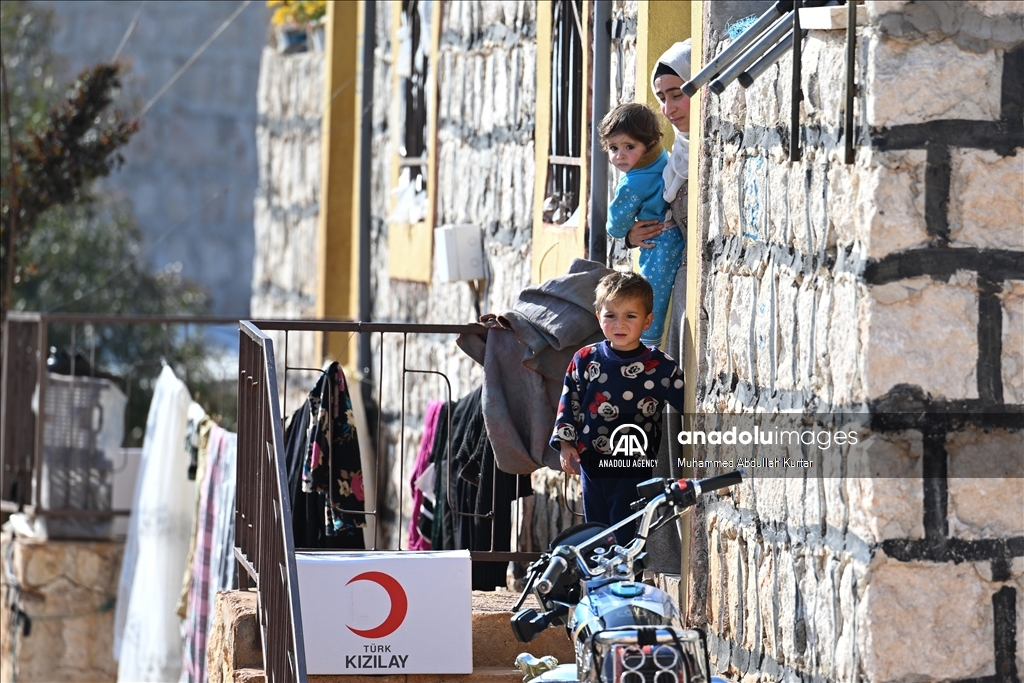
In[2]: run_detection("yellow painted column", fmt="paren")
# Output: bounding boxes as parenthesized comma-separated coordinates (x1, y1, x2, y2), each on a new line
(636, 1, 691, 147)
(682, 0, 704, 626)
(317, 0, 361, 363)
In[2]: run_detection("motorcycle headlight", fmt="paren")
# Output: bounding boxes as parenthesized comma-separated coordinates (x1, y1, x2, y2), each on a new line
(588, 628, 709, 683)
(611, 644, 681, 683)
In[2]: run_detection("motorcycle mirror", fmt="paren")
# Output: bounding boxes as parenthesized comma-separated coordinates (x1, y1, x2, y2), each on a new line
(510, 608, 545, 643)
(510, 604, 569, 643)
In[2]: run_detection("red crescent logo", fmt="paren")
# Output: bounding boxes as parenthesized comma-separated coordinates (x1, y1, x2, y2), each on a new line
(345, 571, 409, 639)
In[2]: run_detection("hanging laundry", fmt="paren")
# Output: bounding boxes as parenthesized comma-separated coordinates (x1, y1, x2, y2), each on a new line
(176, 407, 213, 619)
(455, 387, 532, 589)
(426, 388, 531, 589)
(429, 398, 461, 551)
(115, 366, 194, 683)
(409, 399, 444, 550)
(181, 424, 237, 683)
(283, 363, 366, 549)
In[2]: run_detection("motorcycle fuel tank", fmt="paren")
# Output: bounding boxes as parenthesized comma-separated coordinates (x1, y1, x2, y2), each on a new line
(569, 581, 684, 641)
(568, 582, 689, 682)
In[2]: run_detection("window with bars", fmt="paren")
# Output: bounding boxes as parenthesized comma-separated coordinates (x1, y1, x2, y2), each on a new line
(542, 0, 584, 226)
(394, 0, 431, 219)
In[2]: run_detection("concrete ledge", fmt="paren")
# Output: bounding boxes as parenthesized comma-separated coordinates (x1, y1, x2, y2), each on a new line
(311, 667, 524, 683)
(208, 589, 576, 681)
(234, 668, 266, 683)
(471, 610, 574, 668)
(208, 590, 262, 683)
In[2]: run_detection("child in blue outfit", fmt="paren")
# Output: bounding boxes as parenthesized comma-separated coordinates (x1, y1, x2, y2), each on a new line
(551, 271, 685, 543)
(600, 103, 686, 347)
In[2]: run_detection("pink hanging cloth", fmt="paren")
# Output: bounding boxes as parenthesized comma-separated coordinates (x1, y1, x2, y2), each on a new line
(408, 400, 444, 550)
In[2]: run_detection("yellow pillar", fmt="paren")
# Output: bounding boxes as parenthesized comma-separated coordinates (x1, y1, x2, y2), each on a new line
(317, 0, 361, 364)
(636, 1, 691, 147)
(682, 0, 704, 625)
(684, 6, 702, 425)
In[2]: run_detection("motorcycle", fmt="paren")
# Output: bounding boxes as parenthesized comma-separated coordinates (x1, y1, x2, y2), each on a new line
(510, 471, 744, 683)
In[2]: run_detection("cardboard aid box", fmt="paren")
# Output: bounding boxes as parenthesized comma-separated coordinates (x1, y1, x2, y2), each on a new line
(295, 550, 472, 675)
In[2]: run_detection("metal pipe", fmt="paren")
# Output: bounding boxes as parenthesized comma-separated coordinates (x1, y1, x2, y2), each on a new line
(33, 321, 47, 511)
(790, 0, 803, 162)
(682, 0, 794, 97)
(844, 0, 856, 164)
(5, 312, 241, 325)
(588, 0, 612, 266)
(357, 1, 376, 398)
(737, 30, 795, 88)
(709, 14, 793, 94)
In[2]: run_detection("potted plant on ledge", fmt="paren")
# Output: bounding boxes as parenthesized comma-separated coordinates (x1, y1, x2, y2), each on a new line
(268, 0, 326, 53)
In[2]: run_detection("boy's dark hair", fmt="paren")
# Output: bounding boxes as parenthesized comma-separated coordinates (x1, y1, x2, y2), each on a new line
(598, 103, 663, 151)
(595, 271, 654, 315)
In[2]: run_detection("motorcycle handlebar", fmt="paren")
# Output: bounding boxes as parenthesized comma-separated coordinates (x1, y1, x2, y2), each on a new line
(530, 471, 743, 594)
(535, 556, 568, 595)
(694, 470, 744, 496)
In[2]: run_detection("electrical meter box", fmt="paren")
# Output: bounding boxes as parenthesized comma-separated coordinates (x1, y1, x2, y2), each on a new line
(434, 224, 485, 282)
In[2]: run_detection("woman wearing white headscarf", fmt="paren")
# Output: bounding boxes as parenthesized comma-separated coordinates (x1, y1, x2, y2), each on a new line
(626, 39, 692, 250)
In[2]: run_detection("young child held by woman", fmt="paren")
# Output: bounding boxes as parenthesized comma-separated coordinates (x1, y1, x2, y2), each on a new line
(600, 103, 685, 347)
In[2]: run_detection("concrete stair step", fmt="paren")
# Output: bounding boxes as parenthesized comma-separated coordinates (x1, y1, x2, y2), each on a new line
(310, 666, 525, 683)
(210, 590, 575, 682)
(468, 590, 574, 669)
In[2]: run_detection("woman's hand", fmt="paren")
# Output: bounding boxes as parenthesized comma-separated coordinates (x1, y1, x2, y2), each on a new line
(626, 219, 666, 249)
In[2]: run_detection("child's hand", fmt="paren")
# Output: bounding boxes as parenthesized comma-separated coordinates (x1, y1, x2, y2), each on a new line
(559, 442, 581, 475)
(627, 219, 665, 249)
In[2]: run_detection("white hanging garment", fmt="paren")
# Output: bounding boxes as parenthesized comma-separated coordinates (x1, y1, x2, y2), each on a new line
(114, 366, 194, 682)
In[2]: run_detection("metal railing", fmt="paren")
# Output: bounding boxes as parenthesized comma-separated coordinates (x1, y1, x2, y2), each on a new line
(236, 321, 305, 683)
(234, 319, 545, 683)
(0, 312, 239, 520)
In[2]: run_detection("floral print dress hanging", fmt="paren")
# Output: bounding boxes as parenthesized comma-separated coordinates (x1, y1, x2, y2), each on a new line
(302, 362, 366, 541)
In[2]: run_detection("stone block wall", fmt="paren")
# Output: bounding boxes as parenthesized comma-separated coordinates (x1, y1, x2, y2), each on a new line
(206, 590, 262, 683)
(251, 48, 324, 323)
(691, 1, 1024, 681)
(250, 48, 325, 411)
(367, 0, 541, 548)
(248, 4, 550, 550)
(0, 534, 123, 682)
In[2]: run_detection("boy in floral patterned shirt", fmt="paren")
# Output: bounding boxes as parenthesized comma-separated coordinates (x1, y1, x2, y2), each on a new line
(551, 271, 685, 542)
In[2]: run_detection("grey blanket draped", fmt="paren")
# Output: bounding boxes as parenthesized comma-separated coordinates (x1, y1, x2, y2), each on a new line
(457, 258, 613, 473)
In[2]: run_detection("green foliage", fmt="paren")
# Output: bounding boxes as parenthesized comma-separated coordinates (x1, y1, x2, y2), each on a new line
(11, 196, 236, 445)
(2, 1, 139, 316)
(2, 64, 138, 238)
(0, 1, 62, 146)
(14, 198, 208, 315)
